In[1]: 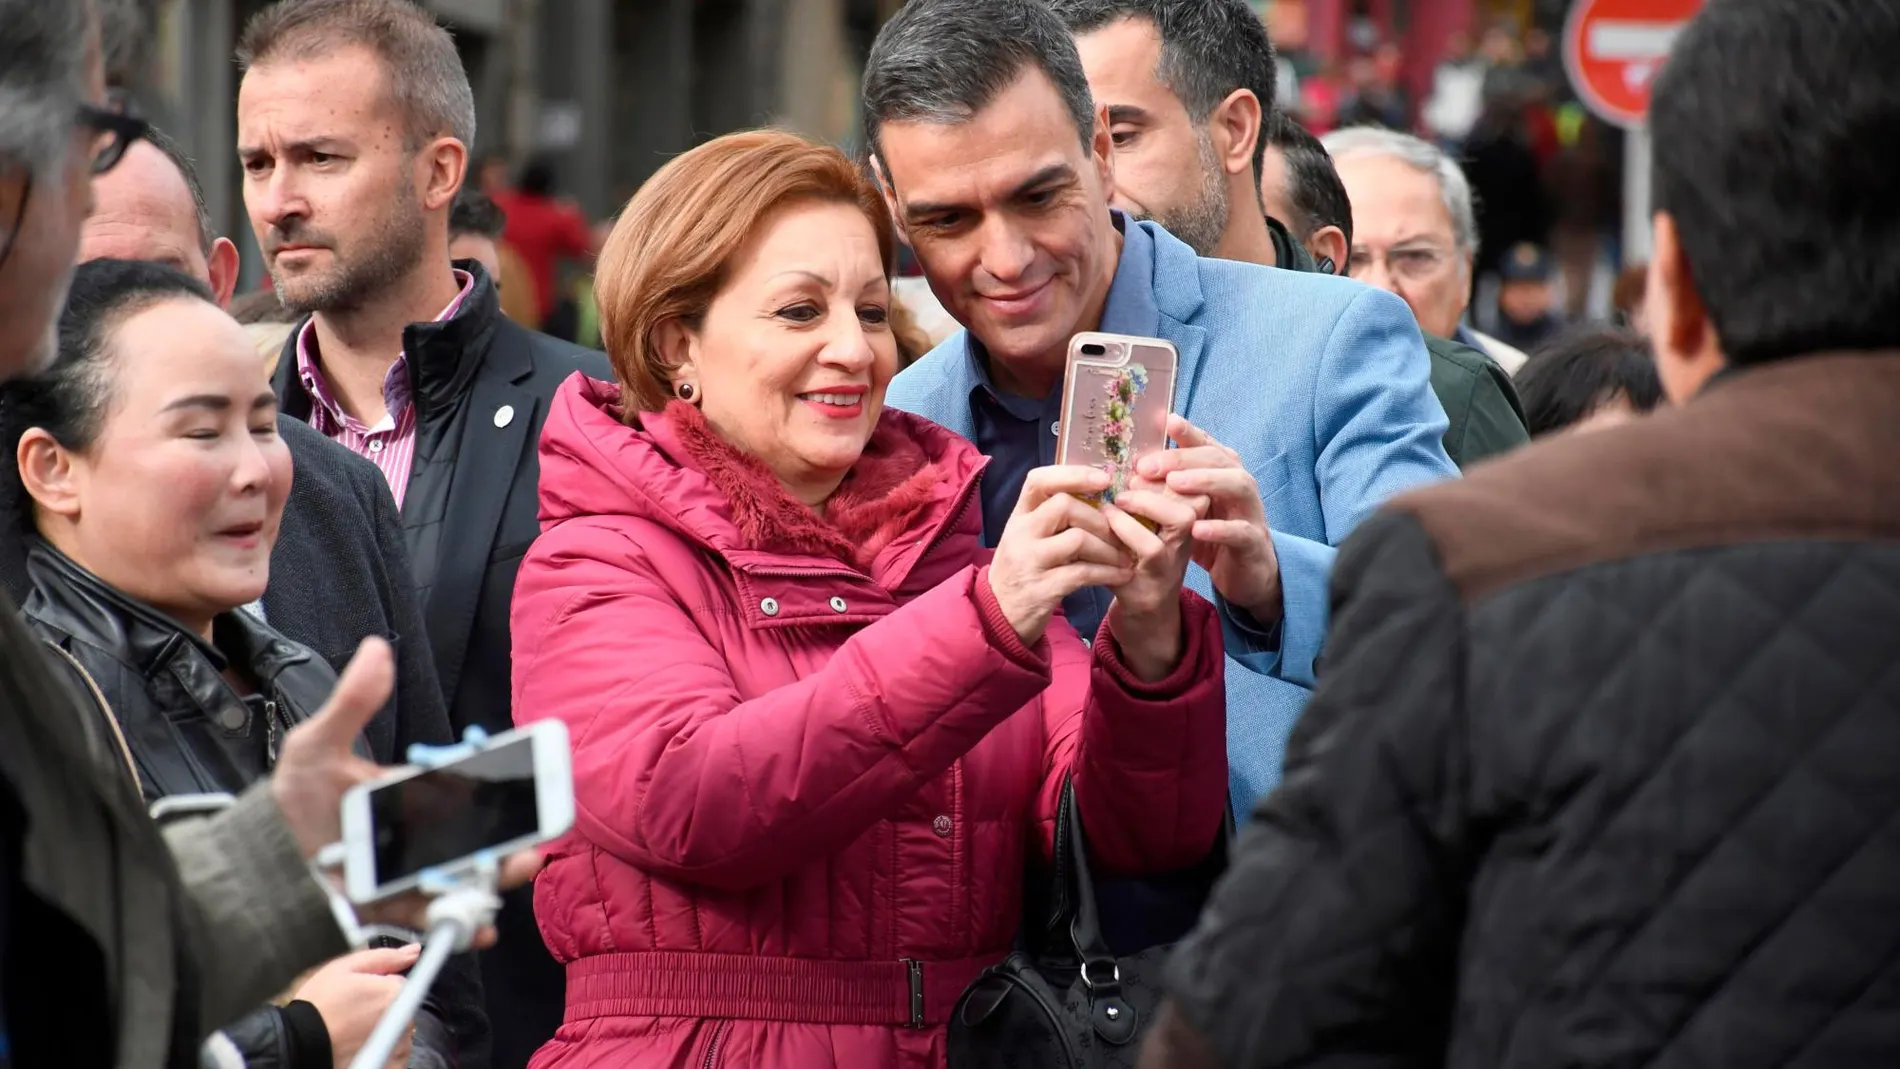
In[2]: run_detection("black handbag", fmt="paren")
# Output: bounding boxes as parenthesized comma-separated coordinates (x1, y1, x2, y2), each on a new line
(947, 777, 1228, 1068)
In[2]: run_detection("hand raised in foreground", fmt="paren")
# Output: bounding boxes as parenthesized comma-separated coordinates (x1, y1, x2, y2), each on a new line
(271, 638, 544, 943)
(989, 466, 1135, 646)
(1135, 416, 1283, 623)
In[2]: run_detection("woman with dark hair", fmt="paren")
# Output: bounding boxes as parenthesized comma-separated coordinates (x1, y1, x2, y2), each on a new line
(0, 258, 442, 1069)
(1514, 326, 1665, 436)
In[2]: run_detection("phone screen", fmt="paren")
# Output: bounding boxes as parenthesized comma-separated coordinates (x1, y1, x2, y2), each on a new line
(369, 734, 542, 887)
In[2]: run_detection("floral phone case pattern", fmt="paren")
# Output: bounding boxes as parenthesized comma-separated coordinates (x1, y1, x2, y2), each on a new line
(1056, 335, 1179, 508)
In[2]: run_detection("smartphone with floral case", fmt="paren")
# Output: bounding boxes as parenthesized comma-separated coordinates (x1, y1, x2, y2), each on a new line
(1054, 331, 1179, 508)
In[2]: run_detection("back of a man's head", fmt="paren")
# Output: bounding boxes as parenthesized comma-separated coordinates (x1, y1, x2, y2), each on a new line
(237, 0, 475, 150)
(1652, 0, 1900, 366)
(450, 187, 505, 242)
(1045, 0, 1277, 172)
(861, 0, 1096, 156)
(1267, 113, 1351, 246)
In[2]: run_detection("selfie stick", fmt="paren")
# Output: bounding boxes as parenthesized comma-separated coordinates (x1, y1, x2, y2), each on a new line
(345, 730, 508, 1069)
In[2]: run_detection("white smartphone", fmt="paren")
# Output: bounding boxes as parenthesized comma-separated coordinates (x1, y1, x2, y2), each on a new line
(340, 719, 575, 904)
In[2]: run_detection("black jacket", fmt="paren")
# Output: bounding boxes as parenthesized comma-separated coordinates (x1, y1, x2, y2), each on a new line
(20, 543, 469, 1069)
(272, 261, 610, 739)
(1153, 352, 1900, 1068)
(0, 418, 488, 1067)
(0, 417, 454, 765)
(273, 260, 611, 1069)
(268, 416, 457, 764)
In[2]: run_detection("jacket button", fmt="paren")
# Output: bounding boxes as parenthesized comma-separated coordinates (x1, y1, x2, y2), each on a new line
(219, 705, 247, 731)
(829, 596, 848, 613)
(760, 597, 780, 617)
(932, 815, 953, 837)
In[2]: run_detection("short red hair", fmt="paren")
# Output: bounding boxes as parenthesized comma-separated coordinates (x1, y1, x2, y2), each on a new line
(594, 129, 898, 414)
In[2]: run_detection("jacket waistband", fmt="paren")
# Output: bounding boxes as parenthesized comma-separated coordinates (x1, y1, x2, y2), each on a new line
(563, 951, 998, 1028)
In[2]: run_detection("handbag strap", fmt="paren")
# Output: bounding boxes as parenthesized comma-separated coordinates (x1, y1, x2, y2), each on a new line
(1048, 776, 1238, 968)
(1058, 777, 1118, 984)
(43, 641, 142, 792)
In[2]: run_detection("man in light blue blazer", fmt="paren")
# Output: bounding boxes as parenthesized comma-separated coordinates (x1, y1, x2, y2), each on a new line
(864, 0, 1458, 813)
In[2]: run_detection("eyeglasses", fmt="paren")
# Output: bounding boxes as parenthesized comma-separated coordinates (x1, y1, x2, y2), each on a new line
(76, 103, 150, 175)
(1348, 243, 1460, 285)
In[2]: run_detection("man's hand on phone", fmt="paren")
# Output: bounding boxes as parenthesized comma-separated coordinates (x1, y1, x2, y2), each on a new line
(273, 638, 545, 944)
(1135, 415, 1284, 624)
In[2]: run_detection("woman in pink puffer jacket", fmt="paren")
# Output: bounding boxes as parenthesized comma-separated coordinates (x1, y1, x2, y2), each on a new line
(510, 130, 1228, 1069)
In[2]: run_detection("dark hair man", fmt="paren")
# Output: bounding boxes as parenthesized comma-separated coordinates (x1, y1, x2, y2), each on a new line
(448, 185, 505, 281)
(46, 124, 489, 1069)
(1259, 112, 1349, 273)
(235, 1, 610, 1061)
(1261, 113, 1529, 468)
(1513, 325, 1662, 437)
(1045, 0, 1275, 262)
(865, 0, 1458, 817)
(449, 185, 540, 325)
(1046, 0, 1523, 468)
(0, 4, 536, 1066)
(1146, 2, 1900, 1066)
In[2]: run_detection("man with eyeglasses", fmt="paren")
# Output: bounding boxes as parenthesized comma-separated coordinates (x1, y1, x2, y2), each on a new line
(1323, 125, 1531, 375)
(0, 3, 537, 1066)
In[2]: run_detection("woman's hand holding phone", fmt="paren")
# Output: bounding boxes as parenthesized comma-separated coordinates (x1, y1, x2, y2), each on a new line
(989, 466, 1134, 646)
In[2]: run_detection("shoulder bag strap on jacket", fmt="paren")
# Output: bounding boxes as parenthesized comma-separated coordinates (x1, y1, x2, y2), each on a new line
(42, 641, 141, 793)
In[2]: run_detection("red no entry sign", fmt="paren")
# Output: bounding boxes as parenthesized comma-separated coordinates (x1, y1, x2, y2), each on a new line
(1562, 0, 1705, 128)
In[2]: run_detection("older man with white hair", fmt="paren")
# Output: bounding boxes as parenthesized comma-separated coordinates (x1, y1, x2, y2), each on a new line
(1323, 125, 1528, 374)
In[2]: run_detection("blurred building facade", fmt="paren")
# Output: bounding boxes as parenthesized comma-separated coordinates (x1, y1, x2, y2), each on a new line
(138, 0, 891, 287)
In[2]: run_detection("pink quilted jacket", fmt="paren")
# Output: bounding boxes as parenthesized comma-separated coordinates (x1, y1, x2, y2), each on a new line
(511, 375, 1227, 1069)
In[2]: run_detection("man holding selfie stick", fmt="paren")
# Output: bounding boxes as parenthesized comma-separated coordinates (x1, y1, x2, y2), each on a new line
(0, 9, 541, 1064)
(867, 0, 1457, 819)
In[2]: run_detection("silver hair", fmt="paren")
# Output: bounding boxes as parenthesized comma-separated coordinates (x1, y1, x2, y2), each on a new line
(0, 0, 89, 179)
(1321, 125, 1479, 258)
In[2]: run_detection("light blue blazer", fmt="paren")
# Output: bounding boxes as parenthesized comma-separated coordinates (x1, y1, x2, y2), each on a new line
(886, 219, 1458, 814)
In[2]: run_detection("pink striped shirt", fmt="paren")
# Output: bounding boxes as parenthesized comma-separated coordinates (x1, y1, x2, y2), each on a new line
(293, 271, 475, 509)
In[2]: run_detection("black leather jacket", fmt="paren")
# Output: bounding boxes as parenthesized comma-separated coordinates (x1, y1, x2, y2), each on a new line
(21, 542, 454, 1069)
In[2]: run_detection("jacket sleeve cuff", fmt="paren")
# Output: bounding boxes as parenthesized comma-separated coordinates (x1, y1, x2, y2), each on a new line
(281, 1000, 335, 1068)
(1094, 591, 1219, 698)
(973, 565, 1051, 673)
(163, 781, 351, 1020)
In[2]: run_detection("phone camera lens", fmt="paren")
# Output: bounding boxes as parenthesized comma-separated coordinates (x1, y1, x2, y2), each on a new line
(1080, 343, 1106, 356)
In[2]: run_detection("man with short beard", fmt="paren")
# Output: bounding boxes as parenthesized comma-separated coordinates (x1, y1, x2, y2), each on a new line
(235, 2, 609, 1063)
(1049, 0, 1527, 469)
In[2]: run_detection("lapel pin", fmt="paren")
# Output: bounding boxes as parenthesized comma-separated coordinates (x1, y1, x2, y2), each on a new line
(494, 404, 515, 429)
